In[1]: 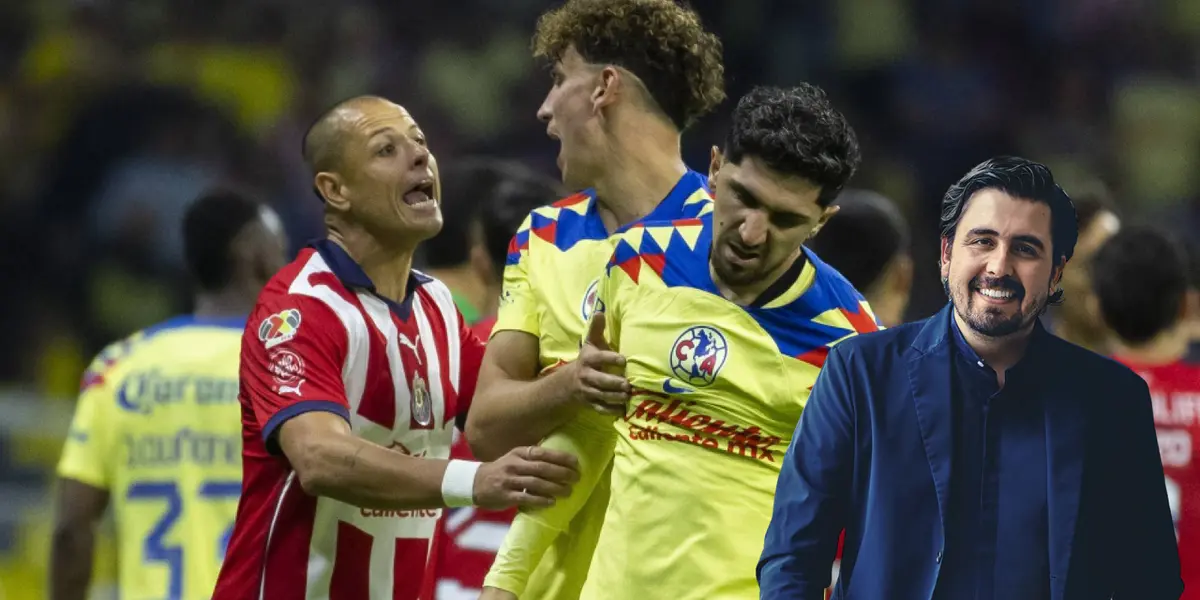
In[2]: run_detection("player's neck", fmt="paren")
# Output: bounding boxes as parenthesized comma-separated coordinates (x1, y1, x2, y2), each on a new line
(327, 228, 415, 305)
(712, 247, 804, 307)
(1111, 327, 1190, 367)
(593, 118, 686, 232)
(193, 289, 257, 320)
(423, 265, 489, 315)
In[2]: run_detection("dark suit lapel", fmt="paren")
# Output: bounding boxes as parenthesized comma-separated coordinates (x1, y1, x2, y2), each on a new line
(1044, 354, 1084, 588)
(906, 305, 956, 533)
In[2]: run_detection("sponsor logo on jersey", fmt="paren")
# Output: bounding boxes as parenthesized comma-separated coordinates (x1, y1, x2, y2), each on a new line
(669, 325, 728, 387)
(258, 308, 302, 349)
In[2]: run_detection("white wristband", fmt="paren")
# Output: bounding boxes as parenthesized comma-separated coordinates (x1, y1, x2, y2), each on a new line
(441, 459, 481, 508)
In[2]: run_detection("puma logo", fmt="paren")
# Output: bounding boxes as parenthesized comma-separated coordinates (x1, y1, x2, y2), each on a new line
(398, 334, 421, 364)
(279, 381, 304, 396)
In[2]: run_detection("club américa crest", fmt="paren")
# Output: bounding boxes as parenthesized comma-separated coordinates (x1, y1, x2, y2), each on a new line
(668, 325, 729, 387)
(581, 278, 600, 321)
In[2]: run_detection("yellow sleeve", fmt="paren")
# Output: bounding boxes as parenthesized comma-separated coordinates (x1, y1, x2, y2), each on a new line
(56, 371, 118, 489)
(483, 259, 625, 596)
(484, 412, 617, 596)
(492, 215, 540, 338)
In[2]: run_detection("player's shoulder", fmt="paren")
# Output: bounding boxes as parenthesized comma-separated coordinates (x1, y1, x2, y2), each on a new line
(79, 330, 146, 393)
(606, 213, 711, 288)
(79, 315, 243, 393)
(506, 190, 603, 264)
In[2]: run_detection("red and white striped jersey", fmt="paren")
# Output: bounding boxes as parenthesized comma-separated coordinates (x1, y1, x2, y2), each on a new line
(213, 240, 485, 600)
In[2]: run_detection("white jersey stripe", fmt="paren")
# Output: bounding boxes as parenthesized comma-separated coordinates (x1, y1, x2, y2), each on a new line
(411, 295, 448, 455)
(258, 472, 297, 600)
(419, 275, 462, 394)
(287, 252, 369, 412)
(357, 293, 414, 440)
(368, 530, 397, 599)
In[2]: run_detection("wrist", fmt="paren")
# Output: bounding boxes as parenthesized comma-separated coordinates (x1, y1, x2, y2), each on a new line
(441, 459, 481, 507)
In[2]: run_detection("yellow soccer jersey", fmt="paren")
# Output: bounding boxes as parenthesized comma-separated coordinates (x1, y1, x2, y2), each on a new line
(57, 315, 246, 600)
(580, 213, 881, 599)
(487, 170, 711, 598)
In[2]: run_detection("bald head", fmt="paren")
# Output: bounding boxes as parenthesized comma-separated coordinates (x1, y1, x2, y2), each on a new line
(302, 95, 395, 175)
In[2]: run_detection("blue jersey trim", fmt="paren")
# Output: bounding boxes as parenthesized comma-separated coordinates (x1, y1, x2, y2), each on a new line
(142, 314, 248, 337)
(309, 239, 430, 320)
(546, 169, 710, 254)
(262, 400, 351, 455)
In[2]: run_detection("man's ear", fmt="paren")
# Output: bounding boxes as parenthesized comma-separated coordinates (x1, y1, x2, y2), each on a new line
(808, 205, 840, 240)
(1050, 258, 1067, 293)
(708, 146, 723, 184)
(939, 237, 953, 280)
(591, 66, 621, 113)
(315, 172, 348, 212)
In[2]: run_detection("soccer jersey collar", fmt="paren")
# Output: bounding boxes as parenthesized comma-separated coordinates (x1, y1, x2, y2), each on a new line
(309, 238, 432, 319)
(589, 169, 709, 235)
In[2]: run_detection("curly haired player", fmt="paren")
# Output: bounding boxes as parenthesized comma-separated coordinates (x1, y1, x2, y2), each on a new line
(465, 1, 726, 598)
(482, 84, 870, 600)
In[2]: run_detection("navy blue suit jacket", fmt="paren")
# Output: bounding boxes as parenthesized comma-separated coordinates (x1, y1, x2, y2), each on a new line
(758, 305, 1181, 600)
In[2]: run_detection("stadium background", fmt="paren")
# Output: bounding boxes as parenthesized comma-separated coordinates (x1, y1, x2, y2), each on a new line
(0, 0, 1197, 597)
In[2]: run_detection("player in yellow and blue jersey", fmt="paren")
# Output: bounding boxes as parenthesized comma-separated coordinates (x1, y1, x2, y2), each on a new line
(50, 189, 287, 600)
(484, 85, 871, 599)
(467, 1, 725, 598)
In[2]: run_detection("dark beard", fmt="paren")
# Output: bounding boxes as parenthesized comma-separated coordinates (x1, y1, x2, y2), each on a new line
(952, 274, 1041, 338)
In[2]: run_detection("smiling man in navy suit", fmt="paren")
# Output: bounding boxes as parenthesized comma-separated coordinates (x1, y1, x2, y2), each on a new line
(758, 156, 1182, 600)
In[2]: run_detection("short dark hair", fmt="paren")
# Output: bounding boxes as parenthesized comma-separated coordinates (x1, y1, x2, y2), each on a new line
(425, 159, 563, 269)
(939, 156, 1077, 304)
(723, 85, 861, 207)
(183, 189, 264, 292)
(532, 0, 725, 130)
(1091, 226, 1189, 344)
(808, 189, 910, 292)
(301, 95, 389, 202)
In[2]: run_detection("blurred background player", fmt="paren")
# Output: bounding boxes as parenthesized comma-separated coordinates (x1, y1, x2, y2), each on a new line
(1092, 225, 1200, 598)
(806, 188, 913, 327)
(49, 189, 288, 600)
(466, 1, 725, 598)
(211, 96, 578, 600)
(483, 83, 868, 600)
(422, 158, 563, 597)
(423, 158, 565, 339)
(1049, 183, 1122, 352)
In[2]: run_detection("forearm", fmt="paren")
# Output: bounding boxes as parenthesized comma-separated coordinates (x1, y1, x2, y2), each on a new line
(292, 433, 455, 510)
(467, 367, 577, 460)
(49, 526, 96, 600)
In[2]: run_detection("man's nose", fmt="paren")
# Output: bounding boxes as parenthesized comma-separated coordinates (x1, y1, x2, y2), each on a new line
(410, 141, 429, 170)
(739, 212, 768, 247)
(985, 247, 1012, 277)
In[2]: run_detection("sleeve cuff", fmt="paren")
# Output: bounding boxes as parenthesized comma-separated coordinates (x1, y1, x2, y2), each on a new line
(263, 400, 351, 455)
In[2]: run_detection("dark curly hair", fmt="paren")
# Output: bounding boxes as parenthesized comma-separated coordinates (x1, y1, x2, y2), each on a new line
(723, 85, 861, 207)
(938, 156, 1077, 305)
(532, 0, 725, 130)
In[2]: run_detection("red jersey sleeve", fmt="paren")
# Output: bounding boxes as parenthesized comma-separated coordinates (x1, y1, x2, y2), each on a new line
(455, 310, 486, 430)
(241, 295, 351, 452)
